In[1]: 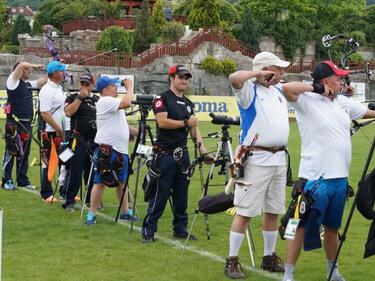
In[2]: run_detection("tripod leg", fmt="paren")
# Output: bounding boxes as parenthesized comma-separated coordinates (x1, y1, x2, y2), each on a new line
(182, 208, 200, 256)
(246, 226, 256, 267)
(80, 161, 94, 219)
(130, 155, 142, 232)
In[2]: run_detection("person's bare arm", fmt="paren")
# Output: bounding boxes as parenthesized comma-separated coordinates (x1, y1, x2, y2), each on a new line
(12, 62, 44, 81)
(155, 113, 197, 130)
(228, 70, 276, 89)
(282, 82, 334, 102)
(65, 86, 90, 117)
(118, 79, 133, 109)
(40, 112, 63, 137)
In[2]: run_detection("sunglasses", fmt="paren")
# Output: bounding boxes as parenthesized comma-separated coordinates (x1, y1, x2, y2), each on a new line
(80, 81, 91, 87)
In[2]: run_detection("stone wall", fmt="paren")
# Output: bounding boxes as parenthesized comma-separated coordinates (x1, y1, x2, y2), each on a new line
(18, 30, 101, 51)
(259, 36, 316, 64)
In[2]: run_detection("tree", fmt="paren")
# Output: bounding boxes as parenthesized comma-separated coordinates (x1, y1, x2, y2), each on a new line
(176, 0, 238, 30)
(188, 0, 220, 30)
(11, 15, 31, 45)
(238, 8, 259, 49)
(151, 0, 166, 36)
(236, 0, 316, 59)
(133, 0, 155, 53)
(0, 0, 11, 46)
(96, 26, 133, 53)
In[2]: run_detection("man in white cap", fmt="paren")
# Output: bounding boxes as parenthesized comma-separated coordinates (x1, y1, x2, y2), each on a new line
(224, 52, 290, 279)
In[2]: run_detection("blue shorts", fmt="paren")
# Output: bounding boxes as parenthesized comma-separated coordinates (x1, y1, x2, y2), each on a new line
(303, 178, 348, 230)
(93, 148, 129, 185)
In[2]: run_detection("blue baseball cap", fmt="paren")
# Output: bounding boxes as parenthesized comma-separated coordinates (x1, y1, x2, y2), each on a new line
(47, 61, 67, 75)
(96, 76, 117, 93)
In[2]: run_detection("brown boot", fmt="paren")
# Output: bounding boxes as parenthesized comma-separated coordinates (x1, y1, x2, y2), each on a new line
(224, 256, 246, 279)
(261, 252, 285, 273)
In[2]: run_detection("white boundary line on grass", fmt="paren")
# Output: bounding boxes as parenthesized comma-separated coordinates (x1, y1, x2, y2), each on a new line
(20, 188, 282, 281)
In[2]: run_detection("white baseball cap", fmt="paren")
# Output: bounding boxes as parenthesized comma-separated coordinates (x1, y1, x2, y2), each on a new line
(252, 51, 290, 71)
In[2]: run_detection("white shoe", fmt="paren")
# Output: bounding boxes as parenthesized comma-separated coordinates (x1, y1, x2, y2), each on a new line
(19, 184, 37, 190)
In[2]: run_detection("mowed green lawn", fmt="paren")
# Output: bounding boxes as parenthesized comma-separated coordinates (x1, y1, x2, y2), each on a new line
(1, 120, 375, 281)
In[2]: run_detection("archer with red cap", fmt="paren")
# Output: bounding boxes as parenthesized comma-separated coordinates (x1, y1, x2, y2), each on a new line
(281, 62, 375, 281)
(141, 64, 214, 243)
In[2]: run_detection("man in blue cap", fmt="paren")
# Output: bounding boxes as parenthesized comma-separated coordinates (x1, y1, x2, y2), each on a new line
(39, 61, 71, 202)
(85, 76, 137, 225)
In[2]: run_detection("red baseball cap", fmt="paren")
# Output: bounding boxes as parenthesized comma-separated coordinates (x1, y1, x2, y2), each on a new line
(312, 60, 349, 82)
(168, 65, 192, 78)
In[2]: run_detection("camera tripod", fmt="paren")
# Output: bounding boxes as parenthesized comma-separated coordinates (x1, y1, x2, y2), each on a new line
(115, 105, 154, 232)
(183, 124, 256, 266)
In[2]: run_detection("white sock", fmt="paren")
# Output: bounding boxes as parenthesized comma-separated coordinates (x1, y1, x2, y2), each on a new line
(229, 231, 245, 257)
(283, 264, 295, 281)
(327, 260, 340, 277)
(263, 230, 278, 256)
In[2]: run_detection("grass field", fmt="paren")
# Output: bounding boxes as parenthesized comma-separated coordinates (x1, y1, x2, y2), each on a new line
(1, 120, 375, 281)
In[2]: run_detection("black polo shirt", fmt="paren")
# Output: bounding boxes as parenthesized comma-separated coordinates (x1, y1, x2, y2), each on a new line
(153, 89, 195, 149)
(65, 93, 99, 140)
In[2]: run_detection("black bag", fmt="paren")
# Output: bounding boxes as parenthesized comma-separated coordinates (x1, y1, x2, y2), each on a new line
(142, 165, 160, 202)
(97, 144, 121, 188)
(5, 122, 22, 157)
(198, 192, 234, 214)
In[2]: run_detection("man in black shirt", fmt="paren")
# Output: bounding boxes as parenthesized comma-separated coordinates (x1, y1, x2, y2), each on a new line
(2, 61, 46, 190)
(62, 73, 98, 210)
(141, 65, 214, 242)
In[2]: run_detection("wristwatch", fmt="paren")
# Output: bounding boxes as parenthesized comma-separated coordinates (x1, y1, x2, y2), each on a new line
(184, 119, 189, 128)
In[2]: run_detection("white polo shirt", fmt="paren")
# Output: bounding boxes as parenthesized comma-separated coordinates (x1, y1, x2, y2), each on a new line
(290, 92, 367, 180)
(39, 79, 70, 132)
(234, 80, 289, 166)
(95, 96, 129, 154)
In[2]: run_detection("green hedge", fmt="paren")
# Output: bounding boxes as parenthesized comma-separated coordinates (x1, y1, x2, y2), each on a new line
(1, 44, 20, 55)
(201, 56, 237, 76)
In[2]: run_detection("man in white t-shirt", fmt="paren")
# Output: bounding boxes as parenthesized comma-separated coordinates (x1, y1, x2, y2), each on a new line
(2, 61, 46, 191)
(224, 52, 290, 279)
(85, 76, 134, 225)
(39, 61, 70, 202)
(281, 61, 375, 281)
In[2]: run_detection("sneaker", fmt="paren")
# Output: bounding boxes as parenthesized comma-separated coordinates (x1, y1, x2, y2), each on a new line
(42, 195, 59, 203)
(3, 179, 15, 190)
(63, 203, 81, 212)
(224, 256, 246, 279)
(142, 235, 155, 243)
(173, 232, 198, 240)
(261, 252, 285, 273)
(85, 213, 96, 226)
(19, 184, 37, 190)
(119, 213, 140, 222)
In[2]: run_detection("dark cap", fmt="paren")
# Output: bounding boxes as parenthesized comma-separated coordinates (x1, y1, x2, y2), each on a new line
(80, 73, 94, 84)
(168, 65, 192, 78)
(312, 61, 349, 82)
